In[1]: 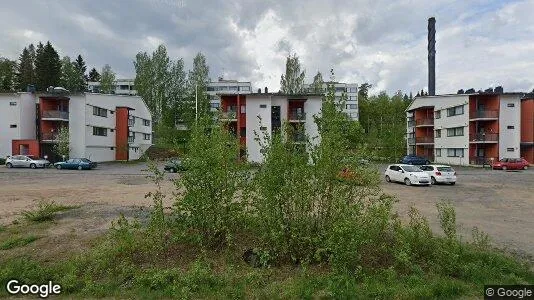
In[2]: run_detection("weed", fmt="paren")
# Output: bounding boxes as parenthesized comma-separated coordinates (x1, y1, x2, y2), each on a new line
(0, 235, 38, 250)
(437, 201, 457, 240)
(22, 200, 77, 222)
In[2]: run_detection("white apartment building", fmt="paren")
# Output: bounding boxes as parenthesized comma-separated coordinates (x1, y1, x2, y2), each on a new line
(87, 79, 137, 95)
(207, 79, 252, 110)
(219, 92, 322, 163)
(406, 92, 533, 166)
(303, 82, 359, 120)
(1, 91, 152, 162)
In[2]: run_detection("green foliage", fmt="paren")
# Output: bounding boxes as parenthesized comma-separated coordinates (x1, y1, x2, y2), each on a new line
(100, 64, 115, 93)
(59, 56, 81, 92)
(15, 44, 36, 91)
(52, 125, 70, 159)
(0, 57, 16, 92)
(311, 71, 324, 93)
(0, 157, 5, 165)
(35, 41, 61, 91)
(22, 200, 75, 222)
(88, 67, 100, 82)
(0, 235, 38, 250)
(173, 116, 246, 248)
(437, 201, 457, 240)
(280, 53, 305, 94)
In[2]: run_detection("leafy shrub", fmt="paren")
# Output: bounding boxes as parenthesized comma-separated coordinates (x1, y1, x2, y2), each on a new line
(0, 157, 5, 165)
(437, 201, 457, 240)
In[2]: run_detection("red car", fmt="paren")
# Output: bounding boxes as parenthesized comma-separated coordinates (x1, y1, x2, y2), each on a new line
(492, 158, 529, 170)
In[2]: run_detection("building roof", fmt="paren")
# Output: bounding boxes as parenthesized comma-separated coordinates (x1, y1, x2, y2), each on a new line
(216, 92, 324, 97)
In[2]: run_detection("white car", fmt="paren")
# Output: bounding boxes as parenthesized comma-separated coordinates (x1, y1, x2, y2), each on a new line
(420, 165, 457, 185)
(384, 164, 431, 186)
(5, 155, 51, 169)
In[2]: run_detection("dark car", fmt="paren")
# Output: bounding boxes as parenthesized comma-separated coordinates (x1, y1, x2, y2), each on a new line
(54, 158, 97, 170)
(399, 155, 431, 165)
(164, 158, 186, 173)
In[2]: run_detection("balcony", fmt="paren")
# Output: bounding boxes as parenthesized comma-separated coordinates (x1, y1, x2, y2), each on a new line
(415, 119, 434, 127)
(469, 133, 499, 143)
(407, 120, 415, 127)
(407, 137, 415, 145)
(42, 110, 69, 121)
(469, 110, 498, 121)
(128, 136, 135, 143)
(416, 136, 434, 144)
(288, 111, 306, 122)
(220, 111, 237, 121)
(41, 132, 58, 142)
(469, 156, 491, 166)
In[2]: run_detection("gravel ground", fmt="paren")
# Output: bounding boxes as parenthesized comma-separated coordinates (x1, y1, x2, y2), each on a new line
(1, 162, 533, 260)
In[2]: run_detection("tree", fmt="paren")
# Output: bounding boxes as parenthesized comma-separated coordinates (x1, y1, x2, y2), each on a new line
(74, 55, 88, 91)
(358, 83, 372, 101)
(280, 53, 305, 94)
(53, 125, 70, 160)
(311, 71, 324, 93)
(15, 46, 35, 91)
(88, 68, 101, 82)
(35, 41, 61, 91)
(0, 58, 16, 92)
(187, 52, 211, 120)
(60, 56, 79, 92)
(165, 58, 187, 126)
(100, 64, 115, 94)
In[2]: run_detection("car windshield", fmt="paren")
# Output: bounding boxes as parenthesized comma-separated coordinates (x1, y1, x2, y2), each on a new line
(80, 158, 91, 162)
(401, 165, 423, 172)
(437, 167, 454, 172)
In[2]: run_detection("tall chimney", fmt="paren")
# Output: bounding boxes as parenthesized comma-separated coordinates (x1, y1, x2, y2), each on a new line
(428, 17, 436, 96)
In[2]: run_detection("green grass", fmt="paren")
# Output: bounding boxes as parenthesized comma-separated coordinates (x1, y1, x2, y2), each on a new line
(0, 235, 38, 250)
(22, 201, 78, 223)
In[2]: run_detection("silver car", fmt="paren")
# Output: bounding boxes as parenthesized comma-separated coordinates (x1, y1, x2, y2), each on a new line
(5, 155, 51, 169)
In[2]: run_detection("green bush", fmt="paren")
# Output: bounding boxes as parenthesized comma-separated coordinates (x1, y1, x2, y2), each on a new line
(22, 200, 76, 222)
(0, 157, 5, 165)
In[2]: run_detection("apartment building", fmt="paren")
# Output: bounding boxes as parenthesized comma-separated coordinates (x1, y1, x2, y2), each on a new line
(406, 92, 534, 166)
(87, 79, 137, 95)
(0, 92, 152, 162)
(218, 91, 322, 163)
(303, 82, 359, 120)
(207, 79, 252, 110)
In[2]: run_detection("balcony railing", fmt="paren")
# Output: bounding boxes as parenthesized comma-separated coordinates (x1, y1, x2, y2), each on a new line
(42, 110, 69, 120)
(128, 136, 135, 143)
(415, 119, 434, 126)
(407, 137, 415, 145)
(469, 133, 499, 142)
(416, 136, 434, 144)
(469, 156, 491, 166)
(289, 111, 306, 121)
(470, 110, 498, 119)
(407, 120, 415, 127)
(41, 132, 58, 141)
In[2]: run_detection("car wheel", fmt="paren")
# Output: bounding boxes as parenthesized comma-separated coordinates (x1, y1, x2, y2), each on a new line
(450, 182, 456, 185)
(6, 163, 12, 168)
(524, 166, 528, 170)
(404, 178, 411, 186)
(502, 166, 507, 171)
(385, 175, 391, 183)
(78, 166, 83, 170)
(30, 163, 36, 169)
(56, 165, 62, 170)
(431, 177, 437, 185)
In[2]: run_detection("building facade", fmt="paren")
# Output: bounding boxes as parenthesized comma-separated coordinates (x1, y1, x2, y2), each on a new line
(303, 82, 359, 120)
(207, 79, 252, 110)
(406, 92, 534, 166)
(218, 92, 322, 163)
(87, 79, 137, 95)
(1, 92, 152, 162)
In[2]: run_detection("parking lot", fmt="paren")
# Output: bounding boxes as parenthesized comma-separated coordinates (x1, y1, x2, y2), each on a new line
(1, 162, 533, 260)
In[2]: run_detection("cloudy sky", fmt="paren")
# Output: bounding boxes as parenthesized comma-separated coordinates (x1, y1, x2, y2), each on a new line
(1, 0, 533, 95)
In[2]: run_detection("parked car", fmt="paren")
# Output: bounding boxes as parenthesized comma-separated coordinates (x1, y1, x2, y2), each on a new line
(491, 158, 529, 170)
(399, 155, 431, 165)
(5, 155, 51, 169)
(384, 164, 431, 186)
(55, 158, 97, 170)
(164, 158, 186, 173)
(420, 165, 457, 185)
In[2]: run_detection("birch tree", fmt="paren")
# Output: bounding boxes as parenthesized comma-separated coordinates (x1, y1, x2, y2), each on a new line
(280, 54, 305, 94)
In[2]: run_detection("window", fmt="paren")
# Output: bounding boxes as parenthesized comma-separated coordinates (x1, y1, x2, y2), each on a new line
(110, 129, 114, 132)
(210, 103, 220, 109)
(260, 126, 267, 131)
(349, 96, 357, 101)
(110, 147, 115, 150)
(93, 127, 107, 136)
(110, 111, 114, 114)
(335, 87, 345, 93)
(447, 105, 464, 117)
(348, 87, 357, 93)
(447, 148, 464, 157)
(507, 148, 514, 152)
(240, 128, 246, 137)
(207, 86, 215, 91)
(239, 86, 251, 91)
(9, 101, 17, 106)
(143, 119, 150, 126)
(10, 124, 17, 128)
(119, 85, 129, 90)
(241, 105, 246, 113)
(435, 148, 442, 157)
(435, 110, 441, 119)
(507, 125, 515, 129)
(447, 127, 464, 137)
(507, 103, 515, 107)
(143, 133, 151, 140)
(260, 104, 267, 108)
(128, 116, 135, 126)
(389, 165, 399, 171)
(128, 132, 135, 143)
(228, 86, 238, 91)
(346, 104, 357, 109)
(435, 129, 441, 138)
(93, 106, 107, 117)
